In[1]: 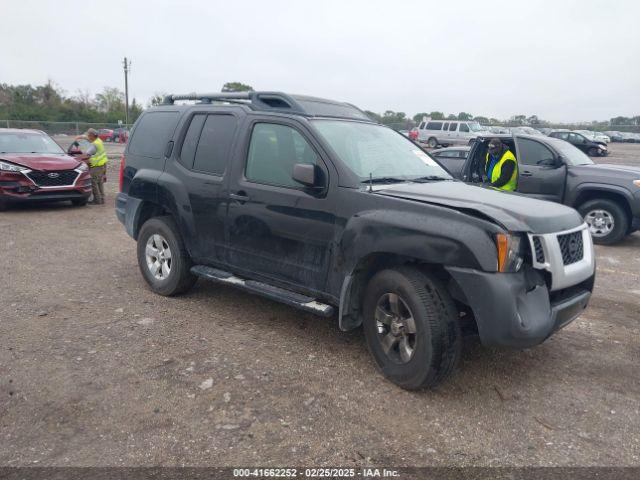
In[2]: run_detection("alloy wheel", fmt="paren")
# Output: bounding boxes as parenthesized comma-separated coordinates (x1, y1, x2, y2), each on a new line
(374, 293, 417, 364)
(145, 234, 172, 280)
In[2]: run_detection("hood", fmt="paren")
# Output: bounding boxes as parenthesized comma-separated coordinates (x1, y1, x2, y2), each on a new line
(373, 181, 583, 234)
(0, 153, 82, 171)
(570, 163, 640, 181)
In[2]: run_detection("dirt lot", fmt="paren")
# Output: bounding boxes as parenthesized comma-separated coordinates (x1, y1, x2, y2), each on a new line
(1, 140, 639, 467)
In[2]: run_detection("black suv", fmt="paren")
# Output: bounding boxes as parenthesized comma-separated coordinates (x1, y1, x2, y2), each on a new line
(548, 131, 608, 157)
(447, 134, 640, 245)
(116, 92, 595, 389)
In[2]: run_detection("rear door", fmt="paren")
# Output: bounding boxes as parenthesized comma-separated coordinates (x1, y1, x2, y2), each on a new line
(447, 122, 459, 145)
(514, 137, 566, 202)
(161, 110, 240, 263)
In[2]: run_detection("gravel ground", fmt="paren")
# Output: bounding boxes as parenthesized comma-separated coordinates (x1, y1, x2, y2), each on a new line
(0, 140, 639, 467)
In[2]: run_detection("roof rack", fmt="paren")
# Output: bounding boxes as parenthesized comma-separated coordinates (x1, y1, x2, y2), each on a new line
(161, 91, 373, 121)
(162, 91, 306, 113)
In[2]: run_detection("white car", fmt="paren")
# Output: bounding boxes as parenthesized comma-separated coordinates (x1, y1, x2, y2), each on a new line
(416, 120, 491, 147)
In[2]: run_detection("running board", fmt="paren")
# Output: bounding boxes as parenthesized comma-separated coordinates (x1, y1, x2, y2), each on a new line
(190, 265, 335, 317)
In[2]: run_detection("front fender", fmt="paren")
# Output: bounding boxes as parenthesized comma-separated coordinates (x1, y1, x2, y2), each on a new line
(334, 207, 501, 331)
(339, 208, 499, 273)
(569, 182, 637, 214)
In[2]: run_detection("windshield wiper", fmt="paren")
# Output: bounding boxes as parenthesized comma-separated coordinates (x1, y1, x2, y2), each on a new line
(411, 175, 452, 182)
(360, 177, 410, 184)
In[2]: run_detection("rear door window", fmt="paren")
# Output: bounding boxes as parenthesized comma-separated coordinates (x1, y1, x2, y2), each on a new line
(129, 111, 179, 158)
(449, 123, 458, 131)
(192, 115, 238, 175)
(179, 114, 206, 169)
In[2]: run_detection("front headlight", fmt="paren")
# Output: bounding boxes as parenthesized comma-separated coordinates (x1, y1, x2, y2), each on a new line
(495, 233, 524, 272)
(633, 180, 640, 188)
(76, 162, 89, 172)
(0, 160, 30, 173)
(599, 145, 607, 150)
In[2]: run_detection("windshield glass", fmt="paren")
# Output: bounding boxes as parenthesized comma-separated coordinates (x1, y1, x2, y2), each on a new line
(468, 122, 485, 132)
(311, 120, 452, 181)
(0, 132, 64, 154)
(550, 138, 594, 165)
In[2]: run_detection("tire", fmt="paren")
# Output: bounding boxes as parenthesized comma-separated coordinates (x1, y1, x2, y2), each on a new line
(587, 147, 598, 156)
(137, 216, 197, 296)
(578, 199, 629, 245)
(362, 266, 461, 390)
(71, 198, 88, 207)
(427, 137, 438, 148)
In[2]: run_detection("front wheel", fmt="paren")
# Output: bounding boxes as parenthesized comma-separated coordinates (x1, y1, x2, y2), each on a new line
(587, 147, 598, 156)
(362, 267, 461, 390)
(137, 216, 197, 296)
(579, 199, 628, 245)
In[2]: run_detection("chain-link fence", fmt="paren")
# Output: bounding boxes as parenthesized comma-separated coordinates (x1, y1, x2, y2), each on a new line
(1, 120, 133, 136)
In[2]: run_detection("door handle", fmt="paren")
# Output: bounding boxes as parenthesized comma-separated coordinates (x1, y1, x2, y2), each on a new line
(230, 191, 250, 203)
(521, 171, 533, 177)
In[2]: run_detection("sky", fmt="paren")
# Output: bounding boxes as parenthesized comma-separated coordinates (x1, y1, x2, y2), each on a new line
(2, 0, 639, 122)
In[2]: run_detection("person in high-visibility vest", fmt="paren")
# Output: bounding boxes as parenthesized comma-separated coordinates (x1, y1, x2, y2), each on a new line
(75, 128, 108, 204)
(485, 138, 518, 191)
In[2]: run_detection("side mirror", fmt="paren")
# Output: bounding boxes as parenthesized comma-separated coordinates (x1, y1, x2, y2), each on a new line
(292, 163, 319, 188)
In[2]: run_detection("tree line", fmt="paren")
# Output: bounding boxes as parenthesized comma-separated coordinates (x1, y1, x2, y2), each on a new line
(1, 81, 638, 131)
(0, 81, 143, 124)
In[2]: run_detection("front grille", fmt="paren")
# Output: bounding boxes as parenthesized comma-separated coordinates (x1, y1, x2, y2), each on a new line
(26, 170, 79, 187)
(532, 236, 545, 263)
(557, 231, 584, 265)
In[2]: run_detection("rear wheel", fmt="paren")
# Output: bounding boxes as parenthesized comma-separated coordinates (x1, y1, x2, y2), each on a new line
(137, 216, 197, 295)
(427, 137, 438, 148)
(579, 199, 628, 245)
(362, 266, 461, 390)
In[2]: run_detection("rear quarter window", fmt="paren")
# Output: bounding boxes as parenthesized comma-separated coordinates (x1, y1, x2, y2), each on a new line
(426, 122, 442, 130)
(128, 111, 180, 158)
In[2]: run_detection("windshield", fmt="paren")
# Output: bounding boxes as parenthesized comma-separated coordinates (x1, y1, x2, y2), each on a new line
(468, 122, 485, 132)
(551, 138, 594, 166)
(0, 132, 65, 154)
(312, 120, 452, 181)
(576, 130, 595, 138)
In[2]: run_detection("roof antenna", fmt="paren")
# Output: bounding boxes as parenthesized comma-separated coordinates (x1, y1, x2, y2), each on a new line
(368, 172, 373, 193)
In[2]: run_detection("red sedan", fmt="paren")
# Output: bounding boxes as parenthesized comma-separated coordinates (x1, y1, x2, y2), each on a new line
(0, 129, 92, 210)
(98, 128, 114, 142)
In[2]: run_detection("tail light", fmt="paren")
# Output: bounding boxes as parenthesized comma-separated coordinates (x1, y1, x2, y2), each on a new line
(118, 154, 126, 192)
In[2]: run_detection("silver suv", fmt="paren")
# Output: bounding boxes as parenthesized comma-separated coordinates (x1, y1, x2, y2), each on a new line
(417, 120, 491, 147)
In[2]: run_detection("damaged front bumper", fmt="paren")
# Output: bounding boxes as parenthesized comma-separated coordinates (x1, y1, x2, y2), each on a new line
(446, 265, 594, 348)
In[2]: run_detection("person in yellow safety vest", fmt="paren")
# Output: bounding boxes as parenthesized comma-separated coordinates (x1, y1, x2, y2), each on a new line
(75, 128, 108, 204)
(485, 138, 518, 191)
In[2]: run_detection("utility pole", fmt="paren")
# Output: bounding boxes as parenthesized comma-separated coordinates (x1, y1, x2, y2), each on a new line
(123, 57, 131, 126)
